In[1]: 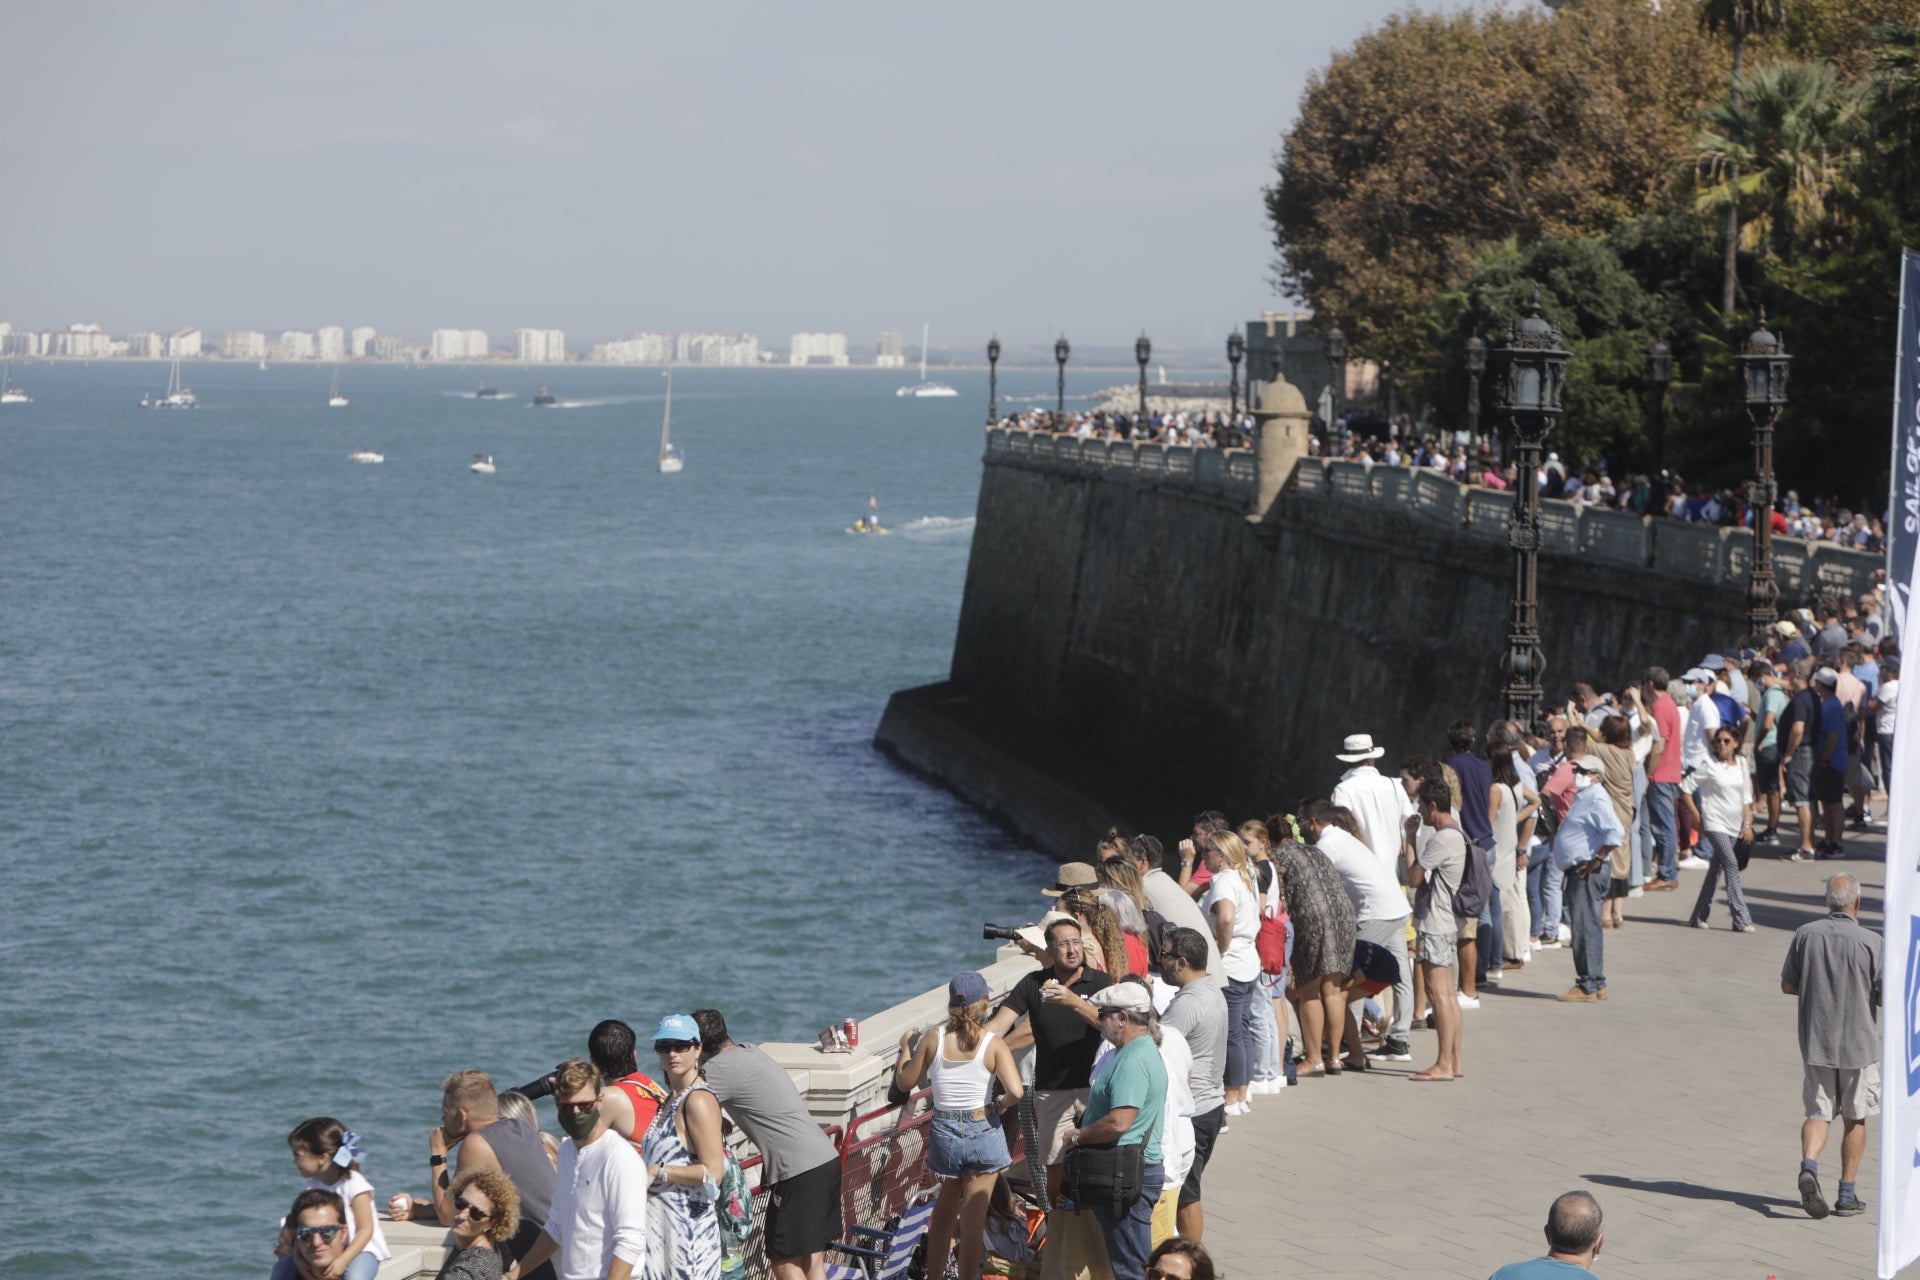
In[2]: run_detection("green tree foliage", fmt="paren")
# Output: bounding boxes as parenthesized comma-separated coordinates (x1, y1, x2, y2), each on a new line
(1265, 2, 1720, 368)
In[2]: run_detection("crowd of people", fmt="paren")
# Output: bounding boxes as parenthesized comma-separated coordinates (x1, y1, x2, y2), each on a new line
(995, 407, 1255, 450)
(265, 587, 1895, 1280)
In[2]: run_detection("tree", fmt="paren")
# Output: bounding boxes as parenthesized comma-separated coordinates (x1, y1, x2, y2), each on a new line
(1699, 0, 1789, 321)
(1266, 3, 1720, 369)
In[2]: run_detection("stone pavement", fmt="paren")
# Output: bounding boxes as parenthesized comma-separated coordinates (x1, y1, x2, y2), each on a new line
(1201, 832, 1899, 1280)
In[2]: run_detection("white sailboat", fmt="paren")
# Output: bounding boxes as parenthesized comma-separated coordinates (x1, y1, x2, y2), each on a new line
(141, 359, 198, 409)
(658, 366, 684, 473)
(349, 448, 384, 464)
(0, 359, 29, 405)
(896, 323, 958, 397)
(469, 453, 496, 475)
(328, 366, 349, 408)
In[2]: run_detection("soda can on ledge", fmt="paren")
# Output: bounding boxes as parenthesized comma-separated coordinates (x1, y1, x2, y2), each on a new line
(844, 1018, 860, 1047)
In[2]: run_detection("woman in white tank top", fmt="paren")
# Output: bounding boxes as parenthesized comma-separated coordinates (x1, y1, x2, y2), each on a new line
(893, 972, 1026, 1280)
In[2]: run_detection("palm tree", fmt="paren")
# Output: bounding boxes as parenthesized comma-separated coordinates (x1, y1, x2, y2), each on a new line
(1694, 61, 1866, 260)
(1698, 0, 1787, 320)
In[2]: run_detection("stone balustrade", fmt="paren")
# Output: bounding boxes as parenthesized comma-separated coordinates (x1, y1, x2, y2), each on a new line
(983, 426, 1882, 603)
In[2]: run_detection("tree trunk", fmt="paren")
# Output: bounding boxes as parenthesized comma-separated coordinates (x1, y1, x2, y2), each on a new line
(1721, 32, 1745, 324)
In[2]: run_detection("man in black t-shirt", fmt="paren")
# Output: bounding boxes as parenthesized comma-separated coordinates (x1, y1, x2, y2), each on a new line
(986, 916, 1113, 1207)
(1777, 657, 1822, 861)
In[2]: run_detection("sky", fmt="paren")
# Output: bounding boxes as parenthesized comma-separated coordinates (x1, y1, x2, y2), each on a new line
(5, 0, 1433, 355)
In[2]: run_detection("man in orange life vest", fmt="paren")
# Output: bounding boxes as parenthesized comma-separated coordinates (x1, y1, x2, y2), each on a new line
(591, 1019, 668, 1149)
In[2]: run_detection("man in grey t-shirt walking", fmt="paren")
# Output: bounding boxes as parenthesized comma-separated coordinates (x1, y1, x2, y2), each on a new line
(1780, 874, 1882, 1220)
(1156, 926, 1228, 1240)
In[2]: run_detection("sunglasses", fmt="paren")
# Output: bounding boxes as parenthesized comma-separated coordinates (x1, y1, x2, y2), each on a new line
(295, 1225, 345, 1245)
(655, 1040, 699, 1054)
(453, 1196, 490, 1223)
(555, 1097, 600, 1116)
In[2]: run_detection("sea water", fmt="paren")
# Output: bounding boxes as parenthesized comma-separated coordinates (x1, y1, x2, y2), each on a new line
(0, 361, 1108, 1277)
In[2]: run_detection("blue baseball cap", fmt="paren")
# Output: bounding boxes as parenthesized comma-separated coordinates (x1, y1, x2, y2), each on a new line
(652, 1014, 701, 1045)
(948, 971, 990, 1006)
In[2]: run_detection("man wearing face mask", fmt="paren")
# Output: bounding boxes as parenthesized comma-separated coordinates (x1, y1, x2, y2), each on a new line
(1551, 757, 1626, 1003)
(515, 1058, 649, 1280)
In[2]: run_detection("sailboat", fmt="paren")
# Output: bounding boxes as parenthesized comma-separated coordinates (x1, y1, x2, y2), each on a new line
(141, 359, 198, 409)
(896, 323, 958, 397)
(0, 359, 29, 405)
(328, 365, 349, 408)
(658, 366, 684, 473)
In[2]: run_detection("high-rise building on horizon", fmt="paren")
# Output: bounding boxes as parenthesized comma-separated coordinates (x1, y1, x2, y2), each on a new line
(55, 323, 113, 358)
(589, 332, 674, 364)
(350, 326, 378, 358)
(515, 327, 566, 362)
(317, 326, 346, 362)
(278, 331, 317, 360)
(166, 328, 203, 358)
(223, 330, 267, 360)
(876, 331, 905, 369)
(128, 332, 164, 359)
(676, 332, 760, 366)
(789, 332, 849, 367)
(370, 335, 406, 361)
(431, 328, 490, 362)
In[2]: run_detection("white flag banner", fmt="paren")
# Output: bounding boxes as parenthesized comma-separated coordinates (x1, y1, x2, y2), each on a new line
(1880, 247, 1920, 1278)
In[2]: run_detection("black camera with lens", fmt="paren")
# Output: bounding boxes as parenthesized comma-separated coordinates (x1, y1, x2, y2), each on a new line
(982, 923, 1027, 942)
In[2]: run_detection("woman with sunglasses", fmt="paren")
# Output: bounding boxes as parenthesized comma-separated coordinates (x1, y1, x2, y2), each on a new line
(436, 1168, 521, 1280)
(1683, 726, 1756, 931)
(1145, 1235, 1218, 1280)
(643, 1014, 726, 1280)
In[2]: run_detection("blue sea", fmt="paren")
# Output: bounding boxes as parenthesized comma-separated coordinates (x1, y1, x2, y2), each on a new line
(0, 360, 1110, 1277)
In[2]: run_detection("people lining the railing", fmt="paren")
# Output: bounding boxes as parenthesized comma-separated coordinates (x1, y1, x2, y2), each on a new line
(996, 407, 1256, 449)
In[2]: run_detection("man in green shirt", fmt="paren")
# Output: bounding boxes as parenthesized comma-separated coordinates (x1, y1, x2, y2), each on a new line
(1065, 983, 1167, 1280)
(1753, 661, 1790, 841)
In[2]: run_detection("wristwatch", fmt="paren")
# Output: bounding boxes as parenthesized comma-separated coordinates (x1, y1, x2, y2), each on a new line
(429, 1155, 446, 1167)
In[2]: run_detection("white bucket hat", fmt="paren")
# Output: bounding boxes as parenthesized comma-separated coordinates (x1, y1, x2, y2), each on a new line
(1336, 733, 1386, 763)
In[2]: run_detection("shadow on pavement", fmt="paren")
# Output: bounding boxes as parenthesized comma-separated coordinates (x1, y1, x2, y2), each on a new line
(1583, 1173, 1802, 1218)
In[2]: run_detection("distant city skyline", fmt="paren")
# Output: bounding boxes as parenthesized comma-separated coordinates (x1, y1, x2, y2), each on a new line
(5, 1, 1421, 347)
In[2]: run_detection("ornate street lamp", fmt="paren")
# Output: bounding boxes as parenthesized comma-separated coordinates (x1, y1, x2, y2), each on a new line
(1465, 334, 1487, 454)
(1495, 291, 1570, 727)
(1135, 333, 1152, 422)
(1735, 309, 1789, 637)
(1646, 340, 1673, 478)
(986, 336, 1001, 426)
(1054, 335, 1070, 421)
(1325, 325, 1347, 446)
(1226, 330, 1245, 421)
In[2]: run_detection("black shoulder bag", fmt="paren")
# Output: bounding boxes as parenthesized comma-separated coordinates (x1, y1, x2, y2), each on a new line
(1061, 1107, 1161, 1215)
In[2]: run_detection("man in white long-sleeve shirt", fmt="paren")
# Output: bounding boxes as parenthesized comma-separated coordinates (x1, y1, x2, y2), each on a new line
(516, 1059, 648, 1280)
(1330, 733, 1413, 873)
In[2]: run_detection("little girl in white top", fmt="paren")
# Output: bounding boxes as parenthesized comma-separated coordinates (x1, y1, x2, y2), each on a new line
(272, 1117, 392, 1280)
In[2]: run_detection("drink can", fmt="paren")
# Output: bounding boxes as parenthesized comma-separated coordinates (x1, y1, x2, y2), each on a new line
(844, 1018, 859, 1047)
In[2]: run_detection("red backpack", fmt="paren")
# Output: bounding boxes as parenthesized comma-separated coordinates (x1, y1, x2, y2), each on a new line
(1256, 906, 1291, 977)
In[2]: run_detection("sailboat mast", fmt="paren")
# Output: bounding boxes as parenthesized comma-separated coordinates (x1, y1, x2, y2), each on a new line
(660, 366, 674, 453)
(919, 322, 929, 383)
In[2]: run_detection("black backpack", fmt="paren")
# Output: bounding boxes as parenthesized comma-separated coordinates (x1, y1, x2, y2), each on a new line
(1449, 834, 1494, 920)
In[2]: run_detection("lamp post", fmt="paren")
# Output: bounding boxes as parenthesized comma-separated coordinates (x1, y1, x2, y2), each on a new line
(1495, 291, 1570, 727)
(1226, 330, 1245, 421)
(1646, 340, 1673, 478)
(1054, 335, 1070, 422)
(986, 336, 1001, 427)
(1465, 334, 1487, 454)
(1735, 310, 1789, 638)
(1325, 325, 1347, 449)
(1135, 333, 1152, 424)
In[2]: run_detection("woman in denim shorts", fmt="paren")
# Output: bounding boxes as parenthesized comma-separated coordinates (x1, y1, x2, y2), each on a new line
(894, 972, 1026, 1280)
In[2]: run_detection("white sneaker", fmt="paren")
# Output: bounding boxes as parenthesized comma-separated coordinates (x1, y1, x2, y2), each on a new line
(1626, 886, 1645, 899)
(1456, 992, 1481, 1009)
(1557, 923, 1572, 943)
(1676, 855, 1709, 870)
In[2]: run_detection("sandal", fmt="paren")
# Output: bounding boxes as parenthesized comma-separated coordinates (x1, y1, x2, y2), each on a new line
(1408, 1069, 1455, 1082)
(1340, 1056, 1369, 1073)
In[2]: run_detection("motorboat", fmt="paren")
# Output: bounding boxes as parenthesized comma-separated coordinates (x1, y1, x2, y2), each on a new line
(349, 449, 384, 464)
(896, 322, 958, 397)
(850, 494, 887, 532)
(142, 359, 198, 408)
(328, 366, 349, 408)
(0, 360, 29, 404)
(532, 387, 558, 407)
(474, 383, 505, 398)
(470, 453, 496, 474)
(658, 366, 684, 473)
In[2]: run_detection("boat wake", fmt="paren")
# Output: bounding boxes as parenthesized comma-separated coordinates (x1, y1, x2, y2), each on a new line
(895, 516, 976, 539)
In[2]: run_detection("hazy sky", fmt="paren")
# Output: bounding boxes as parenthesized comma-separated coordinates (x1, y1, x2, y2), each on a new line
(7, 0, 1429, 352)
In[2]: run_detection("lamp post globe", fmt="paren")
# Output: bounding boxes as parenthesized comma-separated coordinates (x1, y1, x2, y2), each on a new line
(1226, 331, 1245, 422)
(1646, 339, 1672, 479)
(986, 336, 1001, 427)
(1054, 335, 1070, 421)
(1735, 309, 1789, 637)
(1135, 333, 1151, 423)
(1325, 325, 1347, 449)
(1493, 290, 1569, 726)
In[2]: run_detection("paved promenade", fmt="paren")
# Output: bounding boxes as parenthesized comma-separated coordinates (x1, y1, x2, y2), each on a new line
(1201, 834, 1896, 1280)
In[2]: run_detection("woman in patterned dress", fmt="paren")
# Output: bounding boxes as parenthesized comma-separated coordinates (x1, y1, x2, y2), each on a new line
(1271, 839, 1358, 1075)
(643, 1014, 726, 1280)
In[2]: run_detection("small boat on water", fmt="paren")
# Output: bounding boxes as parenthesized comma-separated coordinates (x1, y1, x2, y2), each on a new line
(328, 365, 350, 408)
(532, 387, 558, 407)
(470, 453, 496, 474)
(141, 359, 198, 409)
(896, 323, 958, 398)
(259, 359, 269, 371)
(0, 360, 29, 405)
(658, 366, 684, 473)
(349, 449, 384, 464)
(474, 383, 505, 399)
(850, 493, 888, 533)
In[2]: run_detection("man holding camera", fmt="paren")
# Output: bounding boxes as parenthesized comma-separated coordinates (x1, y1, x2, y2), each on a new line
(986, 916, 1113, 1207)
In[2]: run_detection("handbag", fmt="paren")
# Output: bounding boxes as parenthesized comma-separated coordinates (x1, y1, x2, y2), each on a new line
(1733, 835, 1752, 871)
(1037, 1208, 1110, 1280)
(1060, 1111, 1159, 1215)
(1256, 905, 1290, 977)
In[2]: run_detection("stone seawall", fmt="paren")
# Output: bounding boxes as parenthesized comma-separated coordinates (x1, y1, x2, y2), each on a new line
(874, 429, 1879, 859)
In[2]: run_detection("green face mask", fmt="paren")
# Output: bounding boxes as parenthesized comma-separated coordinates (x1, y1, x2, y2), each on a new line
(557, 1106, 600, 1142)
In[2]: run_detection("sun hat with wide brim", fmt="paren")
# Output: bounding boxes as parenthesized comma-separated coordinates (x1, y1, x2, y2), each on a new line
(1335, 733, 1386, 763)
(1041, 862, 1099, 897)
